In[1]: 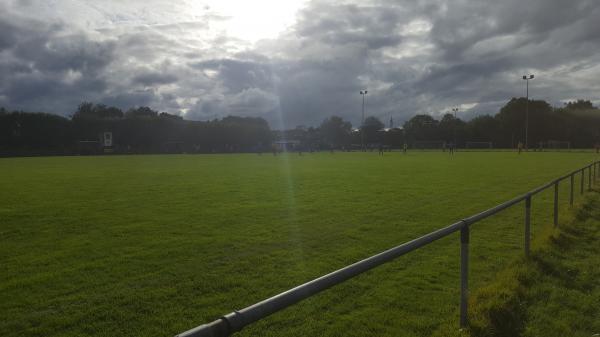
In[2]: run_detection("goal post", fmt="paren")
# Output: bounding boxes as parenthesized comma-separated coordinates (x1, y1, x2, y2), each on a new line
(546, 140, 571, 151)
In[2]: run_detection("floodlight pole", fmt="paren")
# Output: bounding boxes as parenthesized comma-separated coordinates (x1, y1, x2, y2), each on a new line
(360, 90, 368, 151)
(452, 108, 459, 146)
(522, 74, 534, 150)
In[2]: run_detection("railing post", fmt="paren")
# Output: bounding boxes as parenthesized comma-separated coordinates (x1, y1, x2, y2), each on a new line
(553, 182, 559, 227)
(581, 169, 585, 195)
(589, 166, 592, 191)
(525, 195, 531, 257)
(460, 223, 469, 328)
(570, 174, 574, 206)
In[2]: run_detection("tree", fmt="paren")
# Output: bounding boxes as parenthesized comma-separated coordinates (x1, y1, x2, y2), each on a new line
(95, 104, 124, 119)
(403, 114, 438, 141)
(73, 102, 123, 120)
(465, 115, 499, 143)
(361, 116, 384, 143)
(438, 113, 465, 143)
(125, 106, 158, 119)
(159, 112, 183, 120)
(4, 97, 600, 156)
(320, 116, 352, 148)
(0, 111, 72, 155)
(565, 99, 595, 110)
(496, 97, 554, 147)
(73, 102, 94, 119)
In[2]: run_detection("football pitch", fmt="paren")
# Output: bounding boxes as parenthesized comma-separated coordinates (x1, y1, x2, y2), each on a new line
(0, 151, 597, 337)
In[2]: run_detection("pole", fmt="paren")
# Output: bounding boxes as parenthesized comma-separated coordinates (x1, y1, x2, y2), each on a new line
(362, 94, 365, 125)
(581, 169, 585, 195)
(553, 182, 559, 227)
(453, 108, 458, 146)
(460, 224, 470, 328)
(570, 174, 574, 206)
(525, 79, 529, 150)
(525, 196, 531, 257)
(589, 166, 592, 191)
(360, 92, 366, 151)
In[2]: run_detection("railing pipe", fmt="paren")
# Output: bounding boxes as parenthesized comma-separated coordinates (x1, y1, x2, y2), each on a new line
(528, 180, 554, 196)
(463, 194, 526, 223)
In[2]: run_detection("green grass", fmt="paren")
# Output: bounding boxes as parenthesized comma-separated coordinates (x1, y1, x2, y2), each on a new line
(433, 190, 600, 337)
(0, 152, 597, 337)
(521, 192, 600, 337)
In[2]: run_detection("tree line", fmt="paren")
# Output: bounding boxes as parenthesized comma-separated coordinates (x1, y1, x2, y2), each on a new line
(0, 103, 271, 156)
(285, 98, 600, 150)
(0, 98, 599, 156)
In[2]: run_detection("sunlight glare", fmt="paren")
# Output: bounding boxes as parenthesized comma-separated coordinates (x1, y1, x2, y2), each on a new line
(191, 0, 308, 42)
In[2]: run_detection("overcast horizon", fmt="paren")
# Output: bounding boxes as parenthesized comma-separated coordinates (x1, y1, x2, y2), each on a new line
(1, 0, 600, 128)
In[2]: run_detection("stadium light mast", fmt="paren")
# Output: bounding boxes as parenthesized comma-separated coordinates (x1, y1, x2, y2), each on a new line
(522, 74, 534, 150)
(360, 90, 368, 150)
(452, 108, 459, 145)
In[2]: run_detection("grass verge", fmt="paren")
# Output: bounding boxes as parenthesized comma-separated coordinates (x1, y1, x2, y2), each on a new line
(434, 189, 600, 337)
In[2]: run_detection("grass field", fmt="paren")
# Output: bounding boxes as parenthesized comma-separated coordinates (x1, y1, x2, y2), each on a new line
(445, 190, 600, 337)
(521, 192, 600, 336)
(0, 152, 597, 337)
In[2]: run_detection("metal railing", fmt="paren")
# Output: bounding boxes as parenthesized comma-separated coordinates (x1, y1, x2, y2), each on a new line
(176, 160, 600, 337)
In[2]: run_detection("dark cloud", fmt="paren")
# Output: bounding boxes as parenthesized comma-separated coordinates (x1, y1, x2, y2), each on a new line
(0, 8, 113, 112)
(1, 0, 600, 127)
(14, 35, 114, 74)
(0, 20, 19, 50)
(102, 90, 156, 110)
(133, 72, 178, 86)
(294, 3, 404, 50)
(190, 59, 275, 93)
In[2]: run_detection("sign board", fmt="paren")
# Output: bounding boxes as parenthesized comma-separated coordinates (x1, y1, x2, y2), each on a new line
(103, 132, 113, 147)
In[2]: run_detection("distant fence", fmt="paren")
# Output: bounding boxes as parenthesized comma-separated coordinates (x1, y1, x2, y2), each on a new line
(176, 160, 600, 337)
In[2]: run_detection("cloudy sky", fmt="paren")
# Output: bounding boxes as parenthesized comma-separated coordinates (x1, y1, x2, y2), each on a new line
(1, 0, 599, 128)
